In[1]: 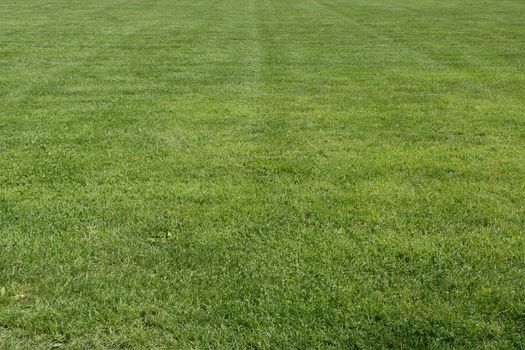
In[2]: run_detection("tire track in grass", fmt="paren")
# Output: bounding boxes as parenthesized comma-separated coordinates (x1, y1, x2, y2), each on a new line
(219, 1, 344, 342)
(131, 1, 312, 344)
(240, 0, 320, 191)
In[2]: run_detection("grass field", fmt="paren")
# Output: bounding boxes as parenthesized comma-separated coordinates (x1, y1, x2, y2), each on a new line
(1, 0, 525, 348)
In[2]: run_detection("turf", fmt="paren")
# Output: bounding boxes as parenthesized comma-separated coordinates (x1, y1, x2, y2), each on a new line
(1, 0, 525, 348)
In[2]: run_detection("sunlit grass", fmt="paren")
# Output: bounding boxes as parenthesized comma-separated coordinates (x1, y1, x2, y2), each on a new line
(1, 0, 524, 348)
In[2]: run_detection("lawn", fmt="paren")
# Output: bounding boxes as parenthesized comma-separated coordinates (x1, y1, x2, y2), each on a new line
(1, 0, 524, 348)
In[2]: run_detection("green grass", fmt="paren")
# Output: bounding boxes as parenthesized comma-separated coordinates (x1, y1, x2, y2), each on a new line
(1, 0, 525, 348)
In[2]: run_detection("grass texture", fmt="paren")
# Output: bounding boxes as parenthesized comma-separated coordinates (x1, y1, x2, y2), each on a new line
(1, 0, 524, 348)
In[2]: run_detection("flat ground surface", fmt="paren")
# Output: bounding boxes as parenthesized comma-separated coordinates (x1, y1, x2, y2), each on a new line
(1, 0, 525, 348)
